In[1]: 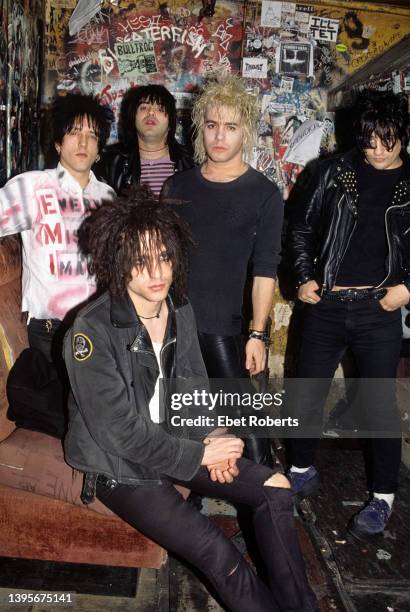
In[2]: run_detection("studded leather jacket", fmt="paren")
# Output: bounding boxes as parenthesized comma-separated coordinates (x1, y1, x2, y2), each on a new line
(287, 148, 410, 294)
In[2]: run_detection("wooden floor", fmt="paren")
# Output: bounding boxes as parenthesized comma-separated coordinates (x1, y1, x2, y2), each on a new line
(0, 439, 409, 612)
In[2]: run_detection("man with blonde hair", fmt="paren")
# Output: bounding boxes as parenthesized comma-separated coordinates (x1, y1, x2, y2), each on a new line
(162, 75, 283, 465)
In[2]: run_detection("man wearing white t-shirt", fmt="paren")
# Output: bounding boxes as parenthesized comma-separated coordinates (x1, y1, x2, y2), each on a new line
(0, 94, 115, 365)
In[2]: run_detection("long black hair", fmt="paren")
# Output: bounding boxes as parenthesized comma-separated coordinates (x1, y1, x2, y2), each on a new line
(354, 90, 409, 151)
(119, 84, 177, 151)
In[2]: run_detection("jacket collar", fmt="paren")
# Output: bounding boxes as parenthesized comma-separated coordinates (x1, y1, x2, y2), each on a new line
(110, 289, 187, 329)
(335, 148, 410, 207)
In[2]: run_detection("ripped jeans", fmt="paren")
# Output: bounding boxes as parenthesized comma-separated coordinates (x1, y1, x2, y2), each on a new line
(96, 458, 317, 612)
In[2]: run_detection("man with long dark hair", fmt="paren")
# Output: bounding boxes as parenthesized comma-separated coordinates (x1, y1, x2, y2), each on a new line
(96, 84, 193, 195)
(64, 187, 317, 612)
(0, 94, 114, 362)
(286, 90, 410, 539)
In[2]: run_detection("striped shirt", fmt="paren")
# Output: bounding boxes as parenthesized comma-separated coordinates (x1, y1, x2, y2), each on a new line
(140, 157, 175, 197)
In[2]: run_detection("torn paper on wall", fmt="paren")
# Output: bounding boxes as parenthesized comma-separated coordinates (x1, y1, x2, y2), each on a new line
(283, 119, 325, 165)
(68, 0, 102, 36)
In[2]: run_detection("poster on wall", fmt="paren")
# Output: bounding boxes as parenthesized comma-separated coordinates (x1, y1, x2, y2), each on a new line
(114, 40, 158, 78)
(276, 41, 313, 77)
(260, 0, 281, 28)
(309, 16, 339, 43)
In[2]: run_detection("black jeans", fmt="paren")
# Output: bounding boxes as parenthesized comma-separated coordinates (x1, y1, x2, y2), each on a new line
(96, 458, 317, 612)
(288, 297, 402, 493)
(198, 332, 273, 466)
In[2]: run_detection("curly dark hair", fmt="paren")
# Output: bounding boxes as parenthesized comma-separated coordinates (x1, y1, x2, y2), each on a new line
(52, 94, 113, 152)
(119, 84, 177, 150)
(77, 185, 192, 301)
(354, 89, 409, 151)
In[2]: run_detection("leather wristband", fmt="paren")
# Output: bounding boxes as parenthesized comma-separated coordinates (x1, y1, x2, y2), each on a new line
(249, 330, 270, 345)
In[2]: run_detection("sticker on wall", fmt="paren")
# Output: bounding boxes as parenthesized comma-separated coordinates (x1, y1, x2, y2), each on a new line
(276, 41, 313, 77)
(261, 1, 282, 28)
(279, 76, 294, 92)
(295, 4, 314, 14)
(393, 72, 401, 94)
(309, 16, 339, 43)
(362, 25, 376, 39)
(114, 39, 158, 78)
(242, 57, 268, 78)
(282, 2, 296, 15)
(246, 33, 264, 53)
(295, 10, 310, 24)
(335, 43, 347, 53)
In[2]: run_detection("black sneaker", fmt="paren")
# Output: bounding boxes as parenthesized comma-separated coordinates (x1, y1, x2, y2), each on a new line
(287, 467, 320, 502)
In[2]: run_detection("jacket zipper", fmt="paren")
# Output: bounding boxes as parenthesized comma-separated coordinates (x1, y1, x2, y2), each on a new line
(375, 200, 410, 288)
(332, 198, 357, 289)
(159, 337, 176, 374)
(321, 194, 344, 294)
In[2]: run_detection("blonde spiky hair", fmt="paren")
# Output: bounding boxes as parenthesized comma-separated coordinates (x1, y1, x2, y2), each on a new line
(192, 74, 258, 164)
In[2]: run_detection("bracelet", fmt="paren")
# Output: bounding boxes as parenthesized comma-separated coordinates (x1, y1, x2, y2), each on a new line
(249, 330, 270, 345)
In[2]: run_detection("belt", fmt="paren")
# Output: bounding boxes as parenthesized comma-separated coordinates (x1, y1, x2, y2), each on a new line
(322, 288, 387, 302)
(30, 318, 62, 333)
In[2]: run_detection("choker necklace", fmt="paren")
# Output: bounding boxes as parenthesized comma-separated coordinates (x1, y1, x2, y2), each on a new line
(139, 145, 168, 153)
(137, 301, 163, 320)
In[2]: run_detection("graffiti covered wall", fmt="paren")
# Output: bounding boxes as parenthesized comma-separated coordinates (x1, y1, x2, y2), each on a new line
(0, 0, 43, 185)
(44, 0, 244, 142)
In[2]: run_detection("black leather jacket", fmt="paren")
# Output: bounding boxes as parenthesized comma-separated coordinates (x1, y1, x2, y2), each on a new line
(64, 291, 208, 485)
(94, 140, 194, 194)
(287, 148, 410, 294)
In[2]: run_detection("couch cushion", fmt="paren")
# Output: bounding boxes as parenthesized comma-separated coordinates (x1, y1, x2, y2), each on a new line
(0, 428, 112, 516)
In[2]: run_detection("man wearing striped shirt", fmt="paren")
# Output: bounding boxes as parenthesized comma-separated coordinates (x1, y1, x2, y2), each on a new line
(96, 85, 193, 196)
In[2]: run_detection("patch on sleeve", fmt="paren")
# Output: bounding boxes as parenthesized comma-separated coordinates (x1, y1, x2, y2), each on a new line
(73, 333, 93, 362)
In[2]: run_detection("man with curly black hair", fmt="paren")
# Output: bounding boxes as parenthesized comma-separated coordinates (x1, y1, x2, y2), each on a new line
(95, 84, 193, 196)
(0, 94, 114, 363)
(64, 188, 317, 612)
(285, 89, 410, 539)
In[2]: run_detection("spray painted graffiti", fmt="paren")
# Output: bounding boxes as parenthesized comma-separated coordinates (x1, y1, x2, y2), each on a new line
(44, 1, 244, 109)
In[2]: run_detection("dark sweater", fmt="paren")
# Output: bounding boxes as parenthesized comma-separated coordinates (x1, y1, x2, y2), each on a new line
(162, 166, 283, 335)
(336, 158, 404, 287)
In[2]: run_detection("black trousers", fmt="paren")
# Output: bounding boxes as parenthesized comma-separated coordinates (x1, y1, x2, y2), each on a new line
(96, 458, 317, 612)
(197, 332, 273, 466)
(288, 298, 402, 493)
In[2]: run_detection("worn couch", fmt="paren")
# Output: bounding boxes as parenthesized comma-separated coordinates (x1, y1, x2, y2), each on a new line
(0, 236, 167, 568)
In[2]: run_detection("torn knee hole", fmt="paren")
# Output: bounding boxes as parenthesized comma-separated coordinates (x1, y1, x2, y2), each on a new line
(227, 561, 240, 576)
(263, 474, 291, 489)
